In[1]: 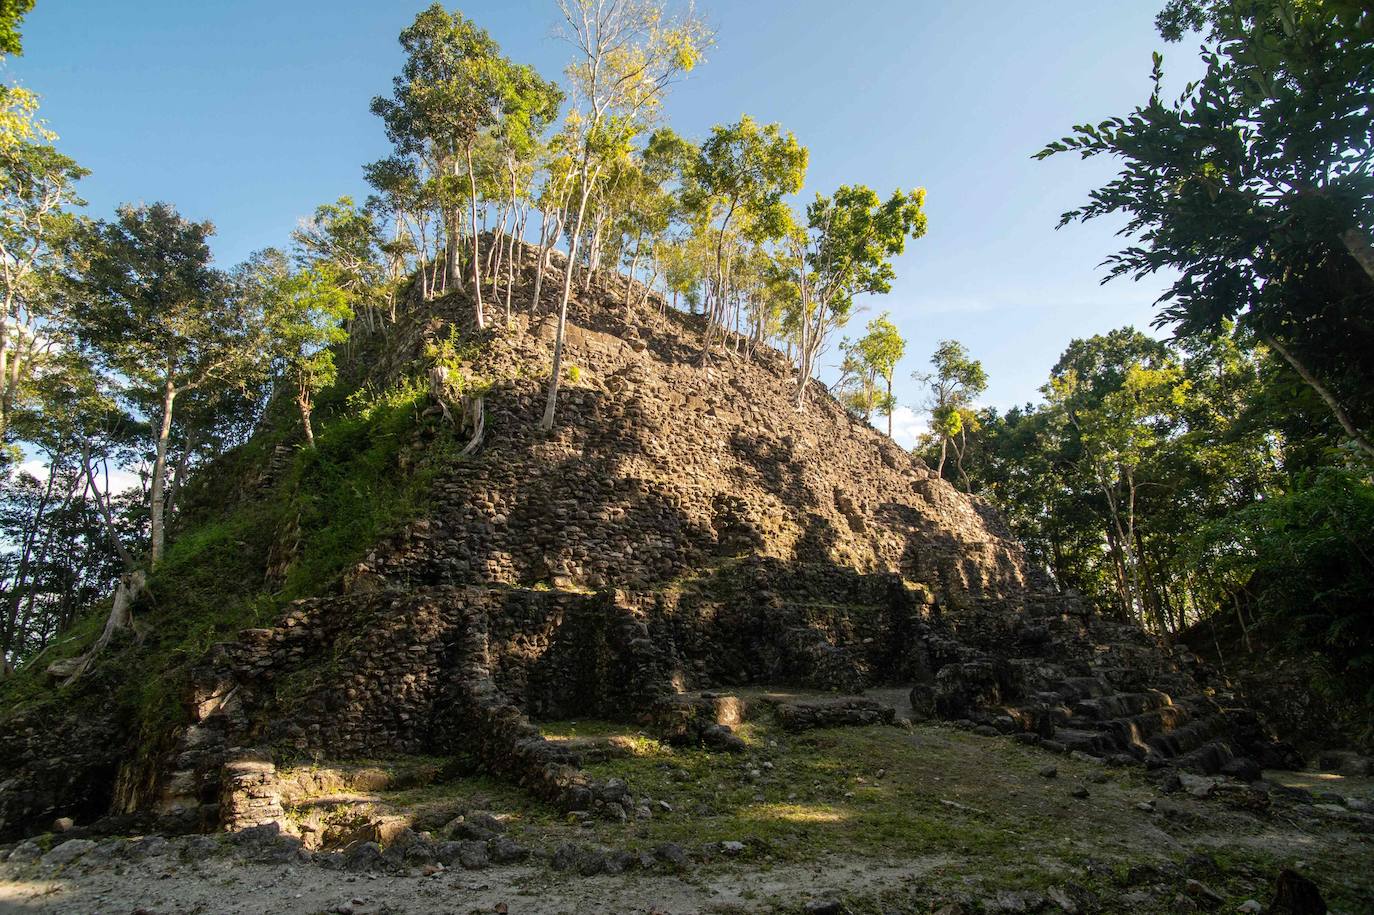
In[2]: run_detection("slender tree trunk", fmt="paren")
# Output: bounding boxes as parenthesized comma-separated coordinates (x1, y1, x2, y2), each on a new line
(956, 426, 970, 490)
(530, 209, 553, 315)
(1101, 471, 1145, 625)
(486, 205, 503, 284)
(417, 217, 431, 300)
(505, 172, 520, 322)
(641, 249, 659, 309)
(433, 233, 446, 295)
(82, 449, 136, 572)
(0, 291, 10, 441)
(1103, 522, 1132, 621)
(1135, 529, 1170, 638)
(886, 375, 894, 438)
(583, 211, 604, 294)
(465, 145, 485, 328)
(541, 159, 598, 431)
(297, 395, 315, 448)
(165, 425, 199, 526)
(148, 376, 177, 566)
(446, 201, 463, 295)
(705, 203, 737, 352)
(1341, 228, 1374, 282)
(1263, 332, 1374, 459)
(625, 231, 643, 316)
(1232, 593, 1253, 653)
(1, 453, 58, 657)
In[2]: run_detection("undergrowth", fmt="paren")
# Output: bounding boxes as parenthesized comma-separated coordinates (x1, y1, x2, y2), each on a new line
(0, 365, 460, 789)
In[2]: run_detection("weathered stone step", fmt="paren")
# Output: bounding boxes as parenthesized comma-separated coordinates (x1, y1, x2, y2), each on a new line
(1146, 712, 1231, 759)
(772, 696, 896, 732)
(1055, 676, 1115, 701)
(1051, 727, 1120, 757)
(1092, 705, 1194, 752)
(283, 793, 381, 810)
(1072, 689, 1174, 721)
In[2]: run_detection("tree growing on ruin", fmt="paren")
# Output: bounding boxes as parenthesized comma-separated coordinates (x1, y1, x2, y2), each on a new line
(243, 249, 352, 448)
(915, 339, 986, 480)
(291, 197, 384, 334)
(540, 0, 711, 431)
(492, 62, 563, 320)
(792, 185, 926, 410)
(853, 312, 905, 437)
(372, 4, 509, 327)
(688, 115, 807, 352)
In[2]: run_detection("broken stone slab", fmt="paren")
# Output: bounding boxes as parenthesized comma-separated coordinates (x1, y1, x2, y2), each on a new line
(772, 696, 896, 732)
(40, 838, 95, 867)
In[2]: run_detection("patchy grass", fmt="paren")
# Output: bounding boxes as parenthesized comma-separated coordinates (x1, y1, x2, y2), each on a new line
(0, 372, 461, 801)
(311, 716, 1372, 910)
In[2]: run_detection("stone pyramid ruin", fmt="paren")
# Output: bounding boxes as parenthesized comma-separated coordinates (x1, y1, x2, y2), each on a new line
(0, 247, 1284, 839)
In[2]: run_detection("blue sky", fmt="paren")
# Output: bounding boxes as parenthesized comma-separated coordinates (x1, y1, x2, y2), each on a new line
(12, 0, 1202, 447)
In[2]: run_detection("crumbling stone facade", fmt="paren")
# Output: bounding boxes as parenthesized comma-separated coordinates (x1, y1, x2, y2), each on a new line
(0, 249, 1283, 838)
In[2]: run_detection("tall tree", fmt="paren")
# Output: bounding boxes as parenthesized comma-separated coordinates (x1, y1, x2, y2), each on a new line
(858, 312, 905, 437)
(72, 203, 262, 565)
(915, 339, 986, 480)
(492, 60, 563, 320)
(1049, 351, 1189, 627)
(1037, 0, 1374, 458)
(372, 4, 508, 327)
(688, 115, 807, 351)
(540, 0, 711, 430)
(291, 197, 383, 333)
(792, 185, 926, 409)
(242, 249, 352, 448)
(0, 133, 87, 447)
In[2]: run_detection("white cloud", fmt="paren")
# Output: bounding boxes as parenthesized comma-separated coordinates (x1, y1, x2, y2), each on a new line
(17, 458, 48, 480)
(882, 405, 928, 450)
(13, 457, 142, 495)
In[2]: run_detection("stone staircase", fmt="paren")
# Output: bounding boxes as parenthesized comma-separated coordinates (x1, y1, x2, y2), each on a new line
(916, 589, 1278, 773)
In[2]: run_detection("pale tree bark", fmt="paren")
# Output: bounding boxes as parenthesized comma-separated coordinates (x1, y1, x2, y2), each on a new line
(704, 201, 738, 354)
(532, 173, 574, 317)
(530, 209, 553, 315)
(1341, 228, 1374, 282)
(39, 451, 144, 682)
(0, 179, 66, 440)
(417, 214, 431, 300)
(48, 570, 147, 686)
(541, 158, 600, 431)
(955, 425, 971, 491)
(1263, 333, 1374, 459)
(625, 230, 643, 314)
(486, 204, 504, 287)
(148, 375, 177, 565)
(885, 374, 894, 438)
(164, 425, 199, 525)
(464, 145, 485, 328)
(297, 395, 316, 448)
(0, 293, 10, 441)
(81, 448, 136, 572)
(582, 209, 605, 295)
(1100, 465, 1146, 627)
(504, 166, 521, 322)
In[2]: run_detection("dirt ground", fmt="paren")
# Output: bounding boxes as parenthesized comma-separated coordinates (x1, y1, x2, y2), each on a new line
(1, 716, 1371, 915)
